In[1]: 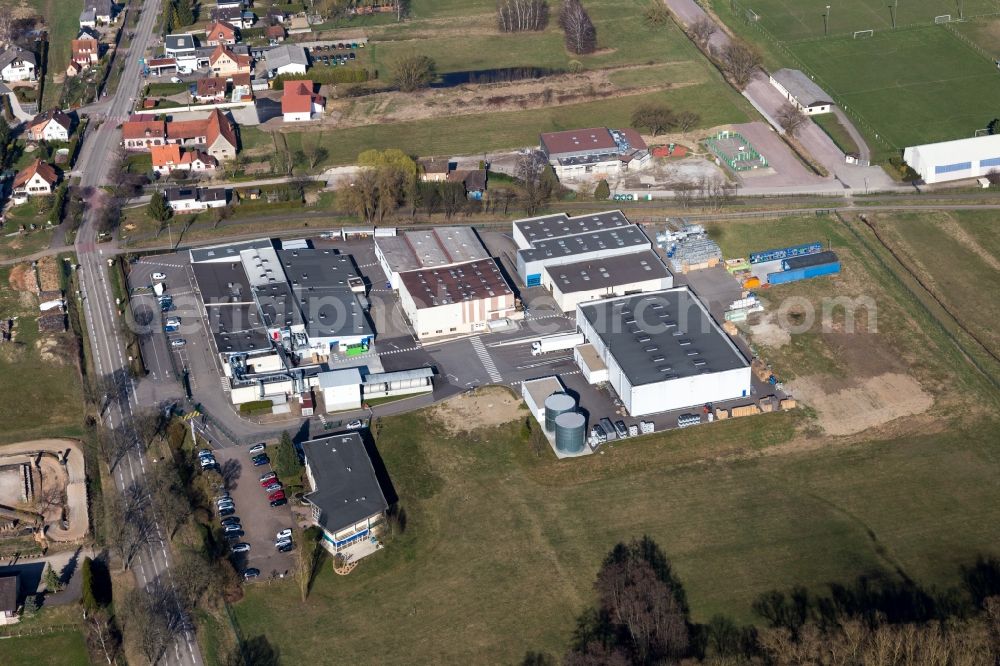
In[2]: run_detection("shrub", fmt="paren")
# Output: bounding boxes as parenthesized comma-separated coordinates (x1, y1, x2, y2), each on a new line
(239, 400, 273, 415)
(594, 179, 610, 200)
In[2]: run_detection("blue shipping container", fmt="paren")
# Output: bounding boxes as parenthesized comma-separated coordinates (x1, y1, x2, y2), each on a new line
(767, 261, 840, 285)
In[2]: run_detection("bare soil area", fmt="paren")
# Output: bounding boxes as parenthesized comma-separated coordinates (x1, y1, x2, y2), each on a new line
(432, 387, 523, 434)
(790, 372, 933, 437)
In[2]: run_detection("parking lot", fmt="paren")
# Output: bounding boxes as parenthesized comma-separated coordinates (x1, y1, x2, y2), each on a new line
(212, 445, 297, 579)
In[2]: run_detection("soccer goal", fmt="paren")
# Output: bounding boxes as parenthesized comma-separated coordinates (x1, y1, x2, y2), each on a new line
(853, 29, 874, 39)
(934, 14, 952, 23)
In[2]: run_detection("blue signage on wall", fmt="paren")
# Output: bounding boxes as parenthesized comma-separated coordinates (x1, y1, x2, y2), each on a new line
(749, 241, 822, 264)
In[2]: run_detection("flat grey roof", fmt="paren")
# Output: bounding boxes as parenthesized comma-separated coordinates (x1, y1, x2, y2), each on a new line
(398, 258, 512, 309)
(515, 210, 630, 245)
(276, 249, 374, 339)
(317, 367, 362, 388)
(771, 68, 832, 107)
(207, 304, 272, 353)
(375, 227, 488, 274)
(546, 249, 670, 294)
(192, 261, 254, 304)
(578, 288, 749, 386)
(363, 367, 434, 384)
(255, 280, 302, 329)
(190, 238, 274, 263)
(518, 225, 650, 265)
(302, 433, 389, 533)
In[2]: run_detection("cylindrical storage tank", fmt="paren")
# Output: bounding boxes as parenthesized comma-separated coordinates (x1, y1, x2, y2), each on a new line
(544, 392, 576, 432)
(554, 412, 586, 454)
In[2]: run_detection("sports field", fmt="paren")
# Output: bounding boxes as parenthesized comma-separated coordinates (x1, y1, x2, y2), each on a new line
(788, 26, 1000, 147)
(732, 0, 1000, 41)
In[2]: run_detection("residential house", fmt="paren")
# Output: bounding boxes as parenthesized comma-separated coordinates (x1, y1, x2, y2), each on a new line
(451, 169, 487, 200)
(71, 38, 100, 69)
(195, 76, 228, 103)
(204, 21, 238, 47)
(211, 6, 255, 28)
(0, 575, 19, 625)
(12, 160, 59, 202)
(164, 33, 198, 58)
(27, 110, 73, 142)
(78, 25, 99, 40)
(209, 44, 252, 76)
(122, 110, 238, 160)
(230, 72, 253, 102)
(0, 48, 37, 82)
(146, 57, 178, 76)
(264, 44, 307, 77)
(266, 24, 285, 42)
(215, 0, 244, 9)
(302, 434, 389, 560)
(281, 80, 323, 122)
(418, 158, 452, 182)
(79, 9, 97, 28)
(165, 186, 229, 212)
(85, 0, 116, 23)
(121, 115, 167, 150)
(65, 61, 83, 78)
(151, 144, 218, 175)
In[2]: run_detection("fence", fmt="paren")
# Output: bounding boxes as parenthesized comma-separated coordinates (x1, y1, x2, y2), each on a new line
(0, 622, 83, 639)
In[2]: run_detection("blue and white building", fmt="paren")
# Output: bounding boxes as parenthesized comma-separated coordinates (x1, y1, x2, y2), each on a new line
(904, 134, 1000, 184)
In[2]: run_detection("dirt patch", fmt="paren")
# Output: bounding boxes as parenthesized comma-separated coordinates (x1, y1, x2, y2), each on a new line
(748, 312, 791, 347)
(8, 263, 37, 294)
(432, 387, 523, 434)
(790, 372, 933, 437)
(35, 335, 70, 365)
(37, 256, 61, 292)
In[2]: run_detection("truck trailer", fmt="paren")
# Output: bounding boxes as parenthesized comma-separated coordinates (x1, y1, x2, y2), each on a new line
(530, 332, 585, 356)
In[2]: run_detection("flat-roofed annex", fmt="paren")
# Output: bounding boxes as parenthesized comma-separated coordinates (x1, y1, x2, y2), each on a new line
(514, 210, 630, 246)
(518, 225, 650, 263)
(375, 227, 489, 274)
(546, 249, 670, 294)
(398, 258, 512, 309)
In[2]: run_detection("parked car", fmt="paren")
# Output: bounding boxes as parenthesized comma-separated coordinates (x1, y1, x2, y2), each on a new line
(349, 52, 356, 60)
(218, 507, 235, 517)
(217, 500, 234, 511)
(231, 543, 251, 554)
(171, 339, 187, 348)
(152, 272, 167, 281)
(259, 471, 277, 483)
(277, 541, 294, 553)
(249, 443, 266, 456)
(252, 454, 270, 467)
(214, 491, 230, 502)
(275, 538, 292, 549)
(221, 517, 241, 527)
(346, 419, 363, 430)
(614, 420, 629, 439)
(223, 524, 243, 534)
(267, 490, 286, 502)
(276, 528, 293, 541)
(264, 482, 283, 494)
(269, 497, 288, 507)
(242, 568, 260, 580)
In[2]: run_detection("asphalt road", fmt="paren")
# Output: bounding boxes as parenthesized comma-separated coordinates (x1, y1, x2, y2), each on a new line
(72, 0, 204, 662)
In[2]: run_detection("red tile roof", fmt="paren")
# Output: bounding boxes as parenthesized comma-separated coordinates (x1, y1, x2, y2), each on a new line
(281, 80, 322, 114)
(205, 21, 238, 40)
(209, 44, 251, 68)
(151, 144, 182, 166)
(197, 76, 227, 98)
(540, 128, 617, 155)
(29, 109, 72, 132)
(121, 118, 166, 140)
(13, 159, 58, 189)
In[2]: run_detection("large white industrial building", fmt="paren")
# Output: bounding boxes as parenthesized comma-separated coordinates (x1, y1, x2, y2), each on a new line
(903, 134, 1000, 184)
(512, 211, 673, 310)
(576, 288, 752, 416)
(374, 227, 490, 289)
(398, 258, 517, 340)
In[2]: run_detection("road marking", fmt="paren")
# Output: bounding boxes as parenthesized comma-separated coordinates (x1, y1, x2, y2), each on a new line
(470, 336, 502, 383)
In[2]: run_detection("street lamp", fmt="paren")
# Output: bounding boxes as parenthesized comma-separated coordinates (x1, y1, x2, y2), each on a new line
(825, 5, 831, 36)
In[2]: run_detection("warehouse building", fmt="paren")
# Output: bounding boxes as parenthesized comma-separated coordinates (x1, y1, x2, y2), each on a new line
(903, 134, 1000, 184)
(375, 227, 489, 288)
(512, 210, 632, 249)
(302, 433, 390, 560)
(398, 258, 517, 340)
(540, 249, 672, 311)
(768, 68, 833, 115)
(516, 224, 653, 287)
(576, 288, 751, 416)
(540, 127, 650, 180)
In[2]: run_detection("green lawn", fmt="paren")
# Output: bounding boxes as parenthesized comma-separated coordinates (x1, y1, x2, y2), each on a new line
(286, 82, 751, 165)
(812, 113, 860, 156)
(28, 0, 83, 107)
(952, 15, 1000, 59)
(716, 0, 1000, 41)
(0, 630, 89, 666)
(0, 265, 86, 443)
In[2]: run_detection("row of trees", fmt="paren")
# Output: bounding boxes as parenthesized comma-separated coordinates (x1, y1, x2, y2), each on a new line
(630, 103, 701, 136)
(497, 0, 549, 32)
(525, 539, 1000, 665)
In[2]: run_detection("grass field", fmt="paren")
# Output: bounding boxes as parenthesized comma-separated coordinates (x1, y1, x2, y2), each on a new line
(812, 113, 860, 156)
(284, 81, 751, 165)
(725, 0, 1000, 41)
(0, 265, 86, 443)
(0, 630, 89, 666)
(232, 214, 1000, 663)
(952, 14, 1000, 58)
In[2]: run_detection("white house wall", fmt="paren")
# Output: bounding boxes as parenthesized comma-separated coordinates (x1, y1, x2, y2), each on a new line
(628, 367, 752, 416)
(547, 274, 672, 311)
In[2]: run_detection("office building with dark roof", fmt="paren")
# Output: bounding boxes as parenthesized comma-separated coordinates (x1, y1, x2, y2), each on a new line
(542, 249, 673, 311)
(539, 127, 650, 180)
(302, 433, 390, 559)
(576, 287, 751, 416)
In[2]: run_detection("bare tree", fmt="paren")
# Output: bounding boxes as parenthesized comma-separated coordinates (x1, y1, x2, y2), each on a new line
(777, 102, 807, 137)
(643, 1, 671, 27)
(720, 41, 762, 89)
(391, 54, 437, 92)
(515, 152, 551, 216)
(497, 0, 549, 32)
(86, 609, 121, 665)
(305, 134, 329, 169)
(105, 483, 158, 572)
(121, 587, 171, 665)
(674, 110, 701, 132)
(98, 425, 134, 471)
(149, 464, 190, 539)
(690, 17, 716, 45)
(132, 407, 167, 452)
(631, 103, 676, 136)
(559, 0, 598, 55)
(341, 169, 380, 223)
